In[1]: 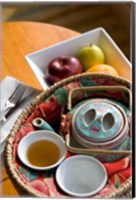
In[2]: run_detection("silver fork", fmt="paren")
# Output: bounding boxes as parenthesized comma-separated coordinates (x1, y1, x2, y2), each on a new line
(0, 83, 26, 121)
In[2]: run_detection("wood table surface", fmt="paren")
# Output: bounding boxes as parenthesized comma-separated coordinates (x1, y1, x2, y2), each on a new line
(1, 21, 79, 197)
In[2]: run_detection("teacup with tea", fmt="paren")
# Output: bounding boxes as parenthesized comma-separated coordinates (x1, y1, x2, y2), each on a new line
(18, 130, 67, 170)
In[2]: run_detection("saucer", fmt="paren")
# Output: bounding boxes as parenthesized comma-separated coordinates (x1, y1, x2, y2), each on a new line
(56, 155, 107, 197)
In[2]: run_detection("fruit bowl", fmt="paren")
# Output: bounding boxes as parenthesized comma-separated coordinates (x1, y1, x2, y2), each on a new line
(25, 27, 131, 90)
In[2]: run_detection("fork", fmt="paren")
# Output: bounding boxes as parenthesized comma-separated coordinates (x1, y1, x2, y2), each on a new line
(0, 83, 26, 121)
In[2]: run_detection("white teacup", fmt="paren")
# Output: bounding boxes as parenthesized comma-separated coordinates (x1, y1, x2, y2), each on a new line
(56, 155, 107, 197)
(18, 130, 67, 170)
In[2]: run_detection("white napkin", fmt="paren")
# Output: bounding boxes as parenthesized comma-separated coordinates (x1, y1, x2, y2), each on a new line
(0, 76, 40, 154)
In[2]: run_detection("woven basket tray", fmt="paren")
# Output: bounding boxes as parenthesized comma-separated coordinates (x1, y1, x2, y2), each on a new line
(4, 73, 132, 198)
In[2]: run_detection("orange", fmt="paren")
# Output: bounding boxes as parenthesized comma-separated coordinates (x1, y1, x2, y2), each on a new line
(86, 64, 119, 76)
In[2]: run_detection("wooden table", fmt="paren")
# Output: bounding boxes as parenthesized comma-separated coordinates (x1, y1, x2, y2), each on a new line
(1, 21, 79, 196)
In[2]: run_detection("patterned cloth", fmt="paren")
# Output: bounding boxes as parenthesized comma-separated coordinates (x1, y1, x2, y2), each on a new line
(12, 78, 131, 197)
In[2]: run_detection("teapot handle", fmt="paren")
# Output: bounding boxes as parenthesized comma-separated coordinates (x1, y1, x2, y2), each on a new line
(65, 132, 131, 156)
(67, 85, 131, 110)
(60, 114, 72, 138)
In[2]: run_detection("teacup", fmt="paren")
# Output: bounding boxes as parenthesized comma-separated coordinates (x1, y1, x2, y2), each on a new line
(56, 155, 107, 197)
(18, 130, 67, 170)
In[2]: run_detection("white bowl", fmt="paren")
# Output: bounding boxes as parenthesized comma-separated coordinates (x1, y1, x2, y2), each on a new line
(18, 130, 67, 170)
(56, 155, 107, 197)
(25, 27, 131, 90)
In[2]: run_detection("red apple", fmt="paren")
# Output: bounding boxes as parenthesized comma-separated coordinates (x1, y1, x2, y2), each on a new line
(46, 56, 83, 84)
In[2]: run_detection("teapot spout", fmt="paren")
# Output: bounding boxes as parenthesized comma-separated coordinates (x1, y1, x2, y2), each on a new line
(32, 118, 54, 132)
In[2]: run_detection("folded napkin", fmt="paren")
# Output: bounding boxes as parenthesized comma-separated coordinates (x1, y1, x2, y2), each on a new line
(0, 76, 40, 154)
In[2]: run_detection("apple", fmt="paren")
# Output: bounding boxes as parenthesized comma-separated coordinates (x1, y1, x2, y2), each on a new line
(46, 56, 83, 84)
(78, 44, 105, 71)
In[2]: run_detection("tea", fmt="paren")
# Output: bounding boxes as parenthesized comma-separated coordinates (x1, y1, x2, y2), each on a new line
(27, 140, 60, 167)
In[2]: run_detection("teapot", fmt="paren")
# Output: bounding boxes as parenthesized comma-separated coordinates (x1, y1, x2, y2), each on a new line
(60, 86, 131, 162)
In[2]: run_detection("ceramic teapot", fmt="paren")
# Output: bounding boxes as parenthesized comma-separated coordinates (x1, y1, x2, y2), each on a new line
(60, 86, 131, 162)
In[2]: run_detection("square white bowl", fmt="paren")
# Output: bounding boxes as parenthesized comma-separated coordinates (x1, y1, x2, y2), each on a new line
(25, 27, 131, 90)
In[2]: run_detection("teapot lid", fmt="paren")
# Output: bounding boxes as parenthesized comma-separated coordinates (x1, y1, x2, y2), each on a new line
(72, 100, 125, 143)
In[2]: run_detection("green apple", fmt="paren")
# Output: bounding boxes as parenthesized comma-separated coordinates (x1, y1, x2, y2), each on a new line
(78, 44, 105, 71)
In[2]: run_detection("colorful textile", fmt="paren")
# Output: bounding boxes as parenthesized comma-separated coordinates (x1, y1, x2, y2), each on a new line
(11, 78, 131, 197)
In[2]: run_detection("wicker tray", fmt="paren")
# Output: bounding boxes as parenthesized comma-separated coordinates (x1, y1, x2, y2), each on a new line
(4, 73, 132, 198)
